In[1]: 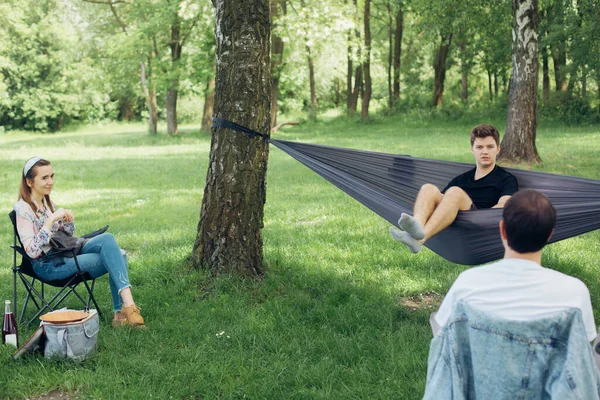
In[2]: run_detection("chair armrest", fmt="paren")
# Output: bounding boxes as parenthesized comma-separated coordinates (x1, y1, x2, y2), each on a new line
(81, 225, 109, 239)
(11, 245, 76, 261)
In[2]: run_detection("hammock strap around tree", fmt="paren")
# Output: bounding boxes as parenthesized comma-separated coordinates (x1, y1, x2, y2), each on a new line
(212, 118, 600, 265)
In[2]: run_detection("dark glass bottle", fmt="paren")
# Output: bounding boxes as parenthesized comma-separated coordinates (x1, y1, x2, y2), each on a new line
(2, 300, 18, 347)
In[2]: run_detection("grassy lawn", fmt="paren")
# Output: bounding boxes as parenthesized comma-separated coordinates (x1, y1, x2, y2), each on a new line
(0, 115, 599, 399)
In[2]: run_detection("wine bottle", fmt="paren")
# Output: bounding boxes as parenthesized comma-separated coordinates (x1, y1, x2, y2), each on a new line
(2, 300, 18, 347)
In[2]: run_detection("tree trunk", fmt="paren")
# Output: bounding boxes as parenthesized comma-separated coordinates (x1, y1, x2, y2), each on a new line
(201, 75, 215, 132)
(271, 0, 285, 127)
(542, 46, 550, 105)
(346, 42, 353, 114)
(348, 0, 361, 116)
(494, 72, 499, 97)
(488, 69, 493, 101)
(566, 64, 578, 96)
(597, 73, 600, 111)
(349, 66, 362, 114)
(347, 45, 353, 114)
(166, 89, 178, 134)
(191, 0, 271, 276)
(307, 46, 317, 119)
(387, 1, 393, 109)
(119, 97, 134, 121)
(141, 61, 158, 135)
(581, 66, 587, 98)
(361, 0, 371, 121)
(459, 38, 468, 102)
(500, 0, 541, 164)
(432, 33, 453, 107)
(393, 9, 403, 101)
(552, 46, 567, 91)
(166, 22, 182, 135)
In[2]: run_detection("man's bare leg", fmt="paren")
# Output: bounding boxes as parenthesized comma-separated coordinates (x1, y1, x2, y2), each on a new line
(392, 184, 443, 252)
(391, 185, 472, 253)
(422, 186, 472, 241)
(413, 184, 444, 229)
(397, 184, 443, 240)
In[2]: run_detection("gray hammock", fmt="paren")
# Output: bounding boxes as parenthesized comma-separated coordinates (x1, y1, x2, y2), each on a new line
(214, 118, 600, 265)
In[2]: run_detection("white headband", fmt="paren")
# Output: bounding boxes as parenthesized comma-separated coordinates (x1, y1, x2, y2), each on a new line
(23, 156, 44, 178)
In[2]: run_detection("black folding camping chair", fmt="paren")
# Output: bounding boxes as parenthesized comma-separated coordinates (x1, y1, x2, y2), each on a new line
(9, 211, 105, 326)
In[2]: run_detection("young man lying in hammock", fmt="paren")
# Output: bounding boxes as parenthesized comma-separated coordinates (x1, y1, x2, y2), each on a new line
(390, 124, 518, 253)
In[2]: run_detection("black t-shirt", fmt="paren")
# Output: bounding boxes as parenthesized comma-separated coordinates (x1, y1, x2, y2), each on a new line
(442, 165, 518, 209)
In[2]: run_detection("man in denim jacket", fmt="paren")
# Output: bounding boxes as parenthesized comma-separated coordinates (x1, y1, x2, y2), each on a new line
(425, 189, 599, 399)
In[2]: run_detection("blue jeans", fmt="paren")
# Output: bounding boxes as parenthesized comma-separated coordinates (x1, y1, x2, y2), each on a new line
(32, 233, 131, 312)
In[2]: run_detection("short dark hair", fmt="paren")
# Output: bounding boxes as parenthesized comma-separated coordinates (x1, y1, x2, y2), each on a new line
(470, 124, 500, 146)
(502, 189, 556, 253)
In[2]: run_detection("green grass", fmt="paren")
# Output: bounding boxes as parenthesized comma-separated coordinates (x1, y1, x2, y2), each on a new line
(0, 116, 599, 399)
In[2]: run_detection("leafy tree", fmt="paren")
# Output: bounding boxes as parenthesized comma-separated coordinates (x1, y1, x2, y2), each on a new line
(0, 0, 115, 131)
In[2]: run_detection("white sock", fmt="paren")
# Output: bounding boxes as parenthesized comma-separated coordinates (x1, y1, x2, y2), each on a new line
(389, 226, 422, 254)
(398, 213, 425, 240)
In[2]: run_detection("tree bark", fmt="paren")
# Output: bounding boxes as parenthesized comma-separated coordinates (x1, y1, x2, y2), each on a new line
(307, 45, 317, 119)
(459, 39, 468, 102)
(386, 1, 393, 109)
(581, 66, 587, 98)
(360, 0, 371, 121)
(141, 61, 158, 135)
(346, 36, 353, 114)
(488, 69, 493, 101)
(166, 22, 182, 135)
(542, 46, 550, 105)
(201, 75, 215, 132)
(271, 0, 285, 127)
(552, 46, 567, 91)
(566, 64, 578, 96)
(500, 0, 541, 164)
(166, 88, 178, 134)
(393, 9, 403, 101)
(348, 0, 361, 116)
(597, 72, 600, 111)
(432, 33, 453, 107)
(192, 0, 271, 276)
(349, 66, 362, 114)
(494, 72, 499, 97)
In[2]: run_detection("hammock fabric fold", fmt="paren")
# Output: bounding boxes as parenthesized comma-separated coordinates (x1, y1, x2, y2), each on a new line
(270, 139, 600, 265)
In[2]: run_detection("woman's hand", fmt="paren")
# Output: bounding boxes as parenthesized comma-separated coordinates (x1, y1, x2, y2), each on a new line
(61, 209, 75, 222)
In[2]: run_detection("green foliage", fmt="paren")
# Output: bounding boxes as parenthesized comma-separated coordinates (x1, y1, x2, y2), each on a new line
(1, 0, 600, 130)
(0, 0, 117, 131)
(540, 92, 600, 125)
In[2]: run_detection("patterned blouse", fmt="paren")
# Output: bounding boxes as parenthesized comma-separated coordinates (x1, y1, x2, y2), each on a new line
(13, 198, 75, 259)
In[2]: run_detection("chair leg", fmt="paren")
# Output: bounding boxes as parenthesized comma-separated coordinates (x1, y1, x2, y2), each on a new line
(82, 279, 102, 318)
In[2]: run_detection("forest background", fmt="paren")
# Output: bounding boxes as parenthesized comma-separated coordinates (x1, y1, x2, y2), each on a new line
(1, 0, 599, 134)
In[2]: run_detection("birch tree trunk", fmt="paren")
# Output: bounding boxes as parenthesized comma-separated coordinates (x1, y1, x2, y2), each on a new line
(307, 45, 317, 119)
(500, 0, 541, 164)
(191, 0, 271, 276)
(141, 61, 158, 135)
(348, 0, 361, 116)
(360, 0, 371, 121)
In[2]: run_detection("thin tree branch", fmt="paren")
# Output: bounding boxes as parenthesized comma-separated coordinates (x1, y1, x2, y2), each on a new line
(180, 16, 200, 48)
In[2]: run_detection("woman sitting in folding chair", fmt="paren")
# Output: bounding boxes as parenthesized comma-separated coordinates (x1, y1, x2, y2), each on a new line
(14, 157, 146, 328)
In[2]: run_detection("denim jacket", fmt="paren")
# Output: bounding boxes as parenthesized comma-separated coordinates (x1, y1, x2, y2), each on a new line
(424, 301, 600, 400)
